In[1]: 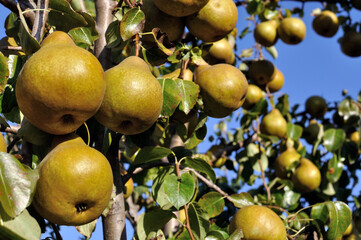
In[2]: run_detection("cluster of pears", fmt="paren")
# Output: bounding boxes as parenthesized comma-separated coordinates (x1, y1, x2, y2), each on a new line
(146, 0, 238, 43)
(254, 17, 306, 47)
(274, 144, 321, 192)
(229, 205, 287, 240)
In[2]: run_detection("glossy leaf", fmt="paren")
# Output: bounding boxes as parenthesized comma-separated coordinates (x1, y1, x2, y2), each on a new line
(17, 119, 52, 146)
(265, 46, 278, 59)
(176, 79, 200, 114)
(158, 78, 182, 117)
(184, 124, 207, 149)
(0, 209, 41, 240)
(152, 167, 174, 209)
(17, 5, 40, 55)
(163, 173, 195, 209)
(48, 0, 87, 32)
(136, 208, 175, 240)
(120, 8, 145, 41)
(198, 192, 225, 218)
(287, 123, 303, 140)
(187, 202, 210, 240)
(323, 128, 345, 152)
(326, 154, 344, 183)
(105, 20, 122, 48)
(133, 146, 173, 165)
(183, 157, 216, 183)
(68, 12, 99, 47)
(229, 192, 254, 208)
(0, 153, 34, 218)
(205, 230, 229, 240)
(0, 52, 8, 93)
(75, 219, 97, 240)
(338, 98, 359, 121)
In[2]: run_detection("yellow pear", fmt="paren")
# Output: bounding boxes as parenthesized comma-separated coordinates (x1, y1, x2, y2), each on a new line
(229, 205, 286, 240)
(278, 18, 306, 45)
(350, 131, 360, 145)
(260, 109, 287, 138)
(33, 143, 113, 226)
(152, 0, 209, 17)
(274, 146, 301, 179)
(248, 60, 276, 86)
(194, 64, 248, 118)
(0, 134, 7, 152)
(203, 38, 235, 64)
(267, 68, 284, 93)
(292, 158, 321, 192)
(254, 20, 278, 47)
(312, 10, 339, 38)
(95, 56, 163, 135)
(186, 0, 238, 42)
(141, 0, 185, 44)
(15, 31, 106, 135)
(50, 133, 86, 150)
(242, 84, 264, 110)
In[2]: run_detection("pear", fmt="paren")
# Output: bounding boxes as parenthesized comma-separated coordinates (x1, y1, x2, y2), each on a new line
(339, 31, 361, 57)
(95, 56, 163, 135)
(152, 0, 209, 17)
(267, 68, 284, 93)
(141, 0, 185, 45)
(229, 205, 287, 240)
(15, 31, 106, 135)
(194, 64, 248, 118)
(260, 109, 287, 138)
(274, 146, 301, 179)
(0, 134, 7, 152)
(33, 143, 113, 226)
(203, 38, 235, 64)
(254, 20, 278, 47)
(50, 133, 86, 150)
(312, 10, 339, 38)
(243, 84, 264, 110)
(186, 0, 238, 42)
(302, 120, 320, 144)
(277, 18, 306, 45)
(305, 96, 327, 118)
(292, 158, 321, 192)
(162, 68, 193, 81)
(248, 60, 276, 86)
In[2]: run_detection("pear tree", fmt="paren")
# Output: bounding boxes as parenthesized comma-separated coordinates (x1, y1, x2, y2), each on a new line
(0, 0, 360, 240)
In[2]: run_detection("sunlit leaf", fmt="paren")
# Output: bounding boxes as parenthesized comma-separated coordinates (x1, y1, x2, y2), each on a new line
(176, 79, 200, 114)
(198, 192, 225, 218)
(133, 146, 173, 165)
(183, 157, 216, 183)
(75, 219, 97, 240)
(120, 8, 145, 41)
(323, 128, 345, 152)
(188, 202, 210, 240)
(326, 154, 344, 183)
(164, 173, 195, 209)
(229, 192, 254, 208)
(287, 123, 303, 140)
(158, 78, 182, 117)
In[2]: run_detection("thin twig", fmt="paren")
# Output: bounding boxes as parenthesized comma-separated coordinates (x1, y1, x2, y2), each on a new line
(50, 223, 63, 240)
(0, 46, 22, 51)
(133, 34, 140, 57)
(258, 156, 271, 203)
(178, 58, 190, 80)
(7, 136, 20, 153)
(184, 204, 195, 240)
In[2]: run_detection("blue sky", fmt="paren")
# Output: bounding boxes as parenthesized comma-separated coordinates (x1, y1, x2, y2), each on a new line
(0, 1, 361, 239)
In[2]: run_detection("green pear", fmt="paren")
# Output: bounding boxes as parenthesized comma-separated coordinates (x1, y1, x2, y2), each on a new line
(186, 0, 238, 42)
(95, 56, 163, 135)
(162, 68, 193, 81)
(15, 31, 106, 135)
(152, 0, 209, 17)
(260, 109, 287, 138)
(141, 0, 185, 45)
(274, 146, 301, 179)
(203, 38, 235, 64)
(292, 158, 321, 192)
(254, 20, 278, 47)
(248, 60, 276, 86)
(242, 84, 264, 110)
(195, 64, 248, 118)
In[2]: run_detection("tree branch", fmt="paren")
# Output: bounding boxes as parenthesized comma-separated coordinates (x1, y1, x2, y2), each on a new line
(32, 0, 49, 41)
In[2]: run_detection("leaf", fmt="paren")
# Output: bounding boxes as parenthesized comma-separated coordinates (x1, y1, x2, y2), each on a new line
(338, 98, 359, 121)
(0, 53, 9, 94)
(163, 173, 195, 209)
(152, 167, 174, 209)
(311, 201, 352, 240)
(48, 0, 88, 32)
(120, 8, 145, 41)
(326, 154, 344, 183)
(133, 146, 173, 165)
(187, 202, 210, 240)
(184, 124, 207, 149)
(17, 119, 52, 146)
(16, 4, 40, 55)
(105, 20, 122, 48)
(158, 78, 182, 117)
(68, 12, 99, 47)
(205, 230, 229, 240)
(265, 46, 278, 59)
(0, 209, 41, 240)
(136, 208, 176, 240)
(198, 192, 225, 218)
(183, 157, 216, 183)
(0, 153, 33, 218)
(228, 228, 244, 240)
(229, 192, 254, 208)
(287, 123, 303, 140)
(175, 79, 200, 114)
(323, 128, 345, 152)
(75, 219, 97, 240)
(240, 48, 253, 58)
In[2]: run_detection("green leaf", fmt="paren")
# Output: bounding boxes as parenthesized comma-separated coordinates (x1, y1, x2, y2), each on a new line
(17, 119, 52, 146)
(184, 124, 207, 149)
(263, 9, 279, 20)
(133, 146, 173, 165)
(198, 192, 225, 218)
(338, 98, 359, 122)
(228, 228, 244, 240)
(229, 192, 254, 208)
(175, 79, 200, 114)
(205, 230, 229, 240)
(188, 202, 210, 240)
(48, 0, 87, 32)
(4, 13, 19, 38)
(75, 219, 97, 240)
(105, 20, 122, 48)
(311, 201, 352, 240)
(323, 128, 345, 152)
(0, 53, 9, 93)
(0, 153, 34, 218)
(158, 78, 182, 117)
(326, 154, 344, 183)
(265, 46, 278, 59)
(152, 167, 174, 209)
(136, 208, 176, 240)
(287, 123, 303, 140)
(246, 0, 263, 15)
(183, 157, 216, 183)
(0, 209, 41, 240)
(68, 12, 99, 47)
(164, 173, 195, 209)
(120, 8, 145, 41)
(16, 4, 40, 55)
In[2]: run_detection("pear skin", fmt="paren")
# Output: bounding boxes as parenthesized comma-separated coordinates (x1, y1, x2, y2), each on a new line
(260, 109, 287, 138)
(152, 0, 209, 17)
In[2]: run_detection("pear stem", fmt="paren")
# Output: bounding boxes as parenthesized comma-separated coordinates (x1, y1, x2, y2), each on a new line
(178, 58, 190, 80)
(133, 33, 140, 57)
(124, 0, 134, 8)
